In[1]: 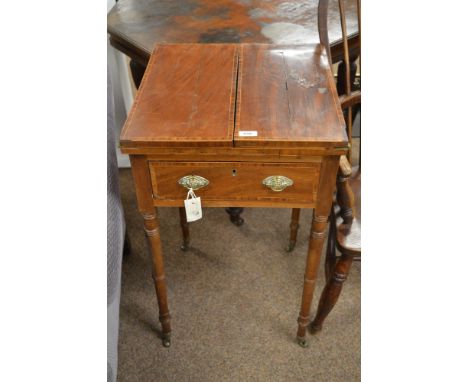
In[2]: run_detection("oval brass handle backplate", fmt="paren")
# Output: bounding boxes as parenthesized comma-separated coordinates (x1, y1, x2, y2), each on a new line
(262, 175, 294, 192)
(178, 175, 210, 190)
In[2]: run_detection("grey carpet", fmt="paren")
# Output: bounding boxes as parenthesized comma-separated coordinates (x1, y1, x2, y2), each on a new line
(117, 168, 360, 382)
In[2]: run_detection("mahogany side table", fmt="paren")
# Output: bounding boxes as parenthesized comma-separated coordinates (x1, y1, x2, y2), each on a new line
(108, 0, 359, 225)
(120, 43, 348, 348)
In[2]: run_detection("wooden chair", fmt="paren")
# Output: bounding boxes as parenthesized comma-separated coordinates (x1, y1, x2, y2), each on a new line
(287, 0, 361, 333)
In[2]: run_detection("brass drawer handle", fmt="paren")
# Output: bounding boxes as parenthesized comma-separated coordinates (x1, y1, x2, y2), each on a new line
(262, 175, 294, 192)
(178, 175, 209, 190)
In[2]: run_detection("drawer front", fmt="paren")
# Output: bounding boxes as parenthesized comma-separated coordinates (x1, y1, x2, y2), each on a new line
(149, 162, 321, 203)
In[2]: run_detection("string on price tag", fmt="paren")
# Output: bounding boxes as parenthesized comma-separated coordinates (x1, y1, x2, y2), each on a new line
(184, 188, 203, 222)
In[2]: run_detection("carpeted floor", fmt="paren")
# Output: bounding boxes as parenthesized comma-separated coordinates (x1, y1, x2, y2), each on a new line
(117, 167, 360, 382)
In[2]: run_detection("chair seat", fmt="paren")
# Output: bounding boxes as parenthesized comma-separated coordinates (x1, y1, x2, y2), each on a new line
(335, 169, 361, 256)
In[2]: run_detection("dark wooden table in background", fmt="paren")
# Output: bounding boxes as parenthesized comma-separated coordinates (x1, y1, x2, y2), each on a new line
(107, 0, 359, 225)
(108, 0, 358, 85)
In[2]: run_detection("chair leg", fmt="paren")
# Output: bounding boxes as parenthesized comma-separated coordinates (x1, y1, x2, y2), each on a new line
(286, 208, 301, 252)
(178, 207, 190, 251)
(325, 209, 337, 281)
(310, 250, 354, 333)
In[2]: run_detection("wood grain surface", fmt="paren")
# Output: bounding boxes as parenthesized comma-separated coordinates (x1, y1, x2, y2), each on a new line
(107, 0, 359, 61)
(121, 44, 238, 148)
(120, 39, 349, 348)
(235, 44, 347, 148)
(121, 43, 349, 151)
(149, 161, 321, 204)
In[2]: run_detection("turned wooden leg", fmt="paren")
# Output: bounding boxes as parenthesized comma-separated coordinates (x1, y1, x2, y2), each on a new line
(178, 207, 190, 251)
(310, 251, 354, 334)
(325, 209, 337, 281)
(286, 208, 301, 252)
(296, 212, 329, 347)
(130, 155, 171, 347)
(296, 157, 339, 348)
(141, 211, 172, 347)
(225, 207, 244, 226)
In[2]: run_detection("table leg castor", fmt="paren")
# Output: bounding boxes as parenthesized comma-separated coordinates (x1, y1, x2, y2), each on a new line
(286, 241, 296, 252)
(297, 336, 309, 348)
(162, 334, 171, 347)
(225, 207, 244, 226)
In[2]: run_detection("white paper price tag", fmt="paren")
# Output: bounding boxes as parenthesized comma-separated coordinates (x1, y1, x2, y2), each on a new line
(184, 188, 203, 222)
(239, 130, 258, 137)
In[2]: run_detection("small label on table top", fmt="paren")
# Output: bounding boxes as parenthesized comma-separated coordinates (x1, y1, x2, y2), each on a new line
(239, 131, 258, 137)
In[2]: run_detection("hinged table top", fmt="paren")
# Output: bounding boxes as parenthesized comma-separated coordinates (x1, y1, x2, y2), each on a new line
(120, 43, 348, 151)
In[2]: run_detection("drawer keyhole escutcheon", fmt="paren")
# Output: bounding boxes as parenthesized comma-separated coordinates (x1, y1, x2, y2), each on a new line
(178, 175, 209, 190)
(232, 169, 237, 176)
(262, 175, 294, 192)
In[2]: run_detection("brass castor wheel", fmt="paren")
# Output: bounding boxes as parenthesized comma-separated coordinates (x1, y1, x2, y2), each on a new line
(162, 335, 171, 348)
(286, 241, 296, 252)
(297, 337, 309, 348)
(180, 243, 189, 251)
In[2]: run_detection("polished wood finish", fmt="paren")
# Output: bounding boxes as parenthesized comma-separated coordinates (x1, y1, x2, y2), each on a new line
(108, 0, 359, 65)
(124, 44, 243, 228)
(236, 44, 347, 148)
(121, 43, 347, 347)
(121, 44, 238, 149)
(122, 145, 347, 158)
(307, 0, 361, 334)
(109, 0, 359, 228)
(296, 157, 339, 347)
(122, 44, 347, 151)
(339, 90, 360, 109)
(130, 155, 171, 347)
(310, 167, 360, 333)
(149, 161, 321, 205)
(310, 247, 354, 333)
